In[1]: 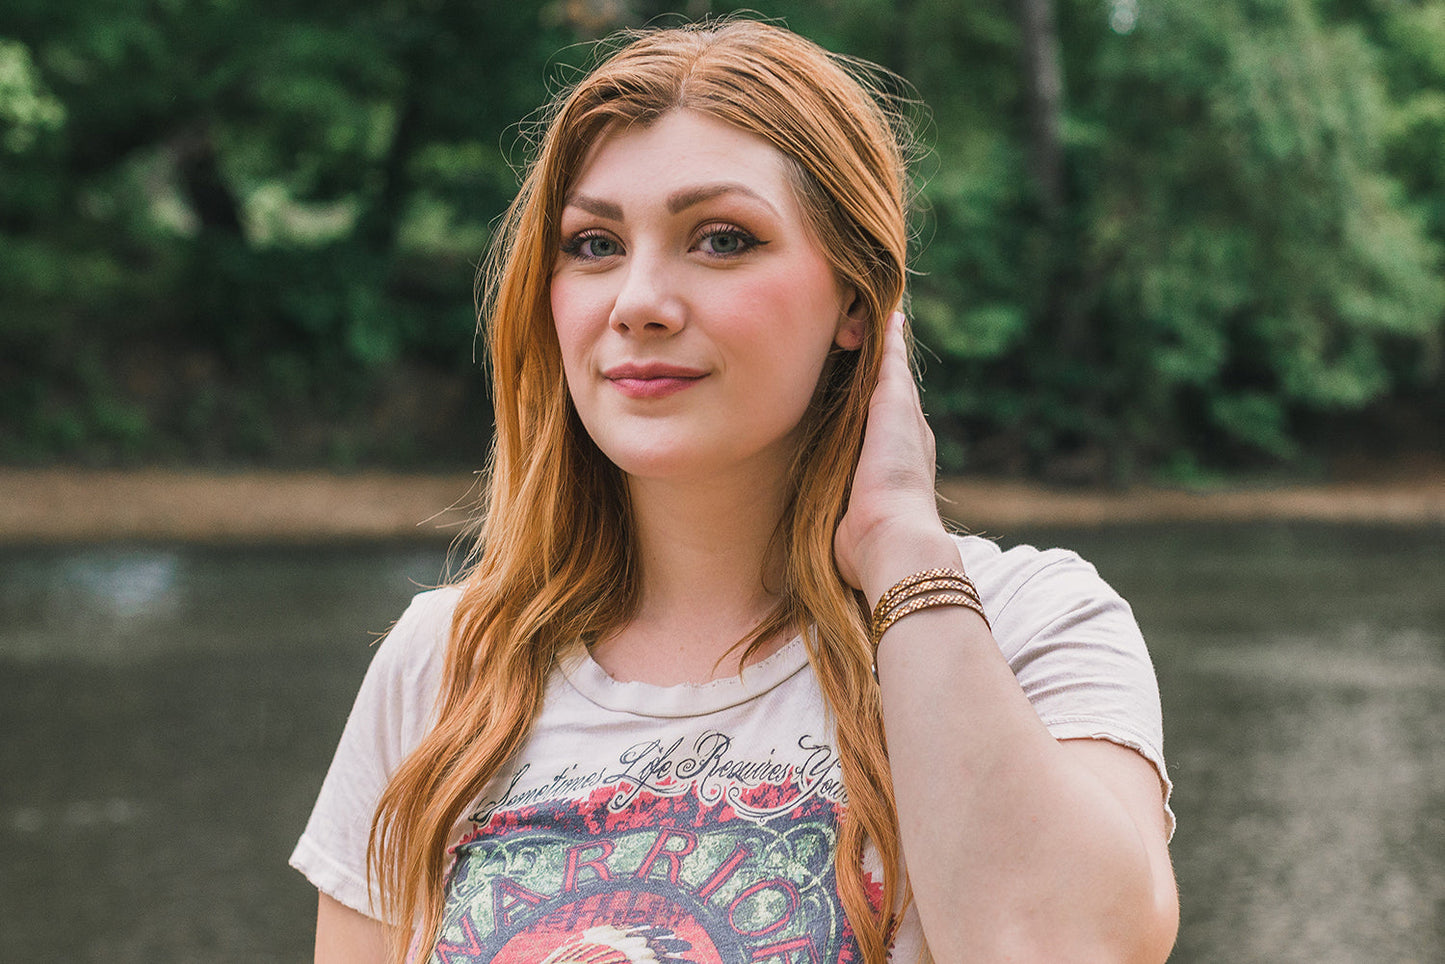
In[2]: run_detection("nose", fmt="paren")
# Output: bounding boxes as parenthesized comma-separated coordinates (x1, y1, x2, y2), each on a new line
(608, 250, 686, 336)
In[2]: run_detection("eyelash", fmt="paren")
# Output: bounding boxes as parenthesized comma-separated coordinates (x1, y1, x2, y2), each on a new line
(557, 224, 767, 261)
(558, 230, 618, 260)
(695, 223, 765, 257)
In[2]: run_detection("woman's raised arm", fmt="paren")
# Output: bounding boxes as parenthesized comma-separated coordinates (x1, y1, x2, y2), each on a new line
(835, 312, 1178, 962)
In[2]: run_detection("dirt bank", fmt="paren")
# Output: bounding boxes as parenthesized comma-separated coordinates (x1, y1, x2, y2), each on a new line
(2, 468, 1441, 545)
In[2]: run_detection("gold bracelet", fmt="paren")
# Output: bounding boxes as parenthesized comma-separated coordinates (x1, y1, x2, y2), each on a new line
(871, 573, 980, 633)
(873, 567, 980, 616)
(878, 575, 980, 612)
(870, 591, 990, 650)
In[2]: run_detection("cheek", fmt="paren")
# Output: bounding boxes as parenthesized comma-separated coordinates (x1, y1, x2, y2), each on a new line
(549, 278, 574, 339)
(550, 280, 595, 375)
(740, 274, 845, 369)
(727, 315, 834, 419)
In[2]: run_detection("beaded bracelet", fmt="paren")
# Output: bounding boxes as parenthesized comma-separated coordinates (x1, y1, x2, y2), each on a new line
(873, 567, 980, 615)
(869, 568, 990, 652)
(876, 575, 980, 614)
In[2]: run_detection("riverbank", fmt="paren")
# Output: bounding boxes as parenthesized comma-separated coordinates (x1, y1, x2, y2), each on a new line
(3, 467, 1441, 544)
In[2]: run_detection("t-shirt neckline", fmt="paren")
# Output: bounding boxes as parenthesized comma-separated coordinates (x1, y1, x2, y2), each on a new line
(559, 634, 810, 718)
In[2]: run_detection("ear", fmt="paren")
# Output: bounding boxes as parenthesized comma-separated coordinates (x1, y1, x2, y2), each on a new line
(833, 288, 867, 351)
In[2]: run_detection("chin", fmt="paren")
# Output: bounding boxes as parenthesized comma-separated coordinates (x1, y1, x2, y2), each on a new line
(596, 437, 742, 482)
(607, 450, 711, 482)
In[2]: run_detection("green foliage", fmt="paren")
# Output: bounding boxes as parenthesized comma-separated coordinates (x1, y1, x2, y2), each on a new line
(889, 0, 1441, 478)
(0, 0, 1441, 475)
(0, 38, 64, 151)
(0, 0, 572, 465)
(1057, 0, 1444, 473)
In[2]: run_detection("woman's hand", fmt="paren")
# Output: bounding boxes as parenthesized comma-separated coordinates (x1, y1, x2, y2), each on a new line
(834, 312, 956, 601)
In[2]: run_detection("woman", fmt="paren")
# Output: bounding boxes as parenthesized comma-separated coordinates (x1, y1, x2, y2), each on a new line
(292, 19, 1177, 964)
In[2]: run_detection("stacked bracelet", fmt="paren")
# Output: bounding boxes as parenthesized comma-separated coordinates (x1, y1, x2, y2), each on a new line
(869, 567, 989, 653)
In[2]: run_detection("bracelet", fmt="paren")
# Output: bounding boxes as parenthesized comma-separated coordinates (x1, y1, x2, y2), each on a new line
(871, 590, 990, 647)
(869, 568, 990, 653)
(873, 567, 981, 616)
(875, 575, 979, 613)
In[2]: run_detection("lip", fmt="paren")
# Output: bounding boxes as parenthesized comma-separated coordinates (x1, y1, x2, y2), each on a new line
(603, 363, 708, 399)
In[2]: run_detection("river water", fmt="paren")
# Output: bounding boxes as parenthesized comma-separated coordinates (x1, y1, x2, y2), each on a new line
(1, 523, 1440, 962)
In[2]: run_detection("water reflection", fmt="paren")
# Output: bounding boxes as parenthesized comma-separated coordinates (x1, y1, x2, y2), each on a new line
(1172, 626, 1443, 962)
(0, 526, 1440, 962)
(0, 544, 451, 663)
(65, 551, 182, 620)
(9, 797, 143, 834)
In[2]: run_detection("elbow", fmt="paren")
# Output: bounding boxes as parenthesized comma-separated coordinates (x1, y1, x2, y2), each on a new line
(1123, 818, 1180, 963)
(994, 909, 1177, 964)
(1091, 867, 1180, 964)
(1090, 850, 1179, 964)
(1005, 865, 1179, 964)
(1135, 872, 1180, 964)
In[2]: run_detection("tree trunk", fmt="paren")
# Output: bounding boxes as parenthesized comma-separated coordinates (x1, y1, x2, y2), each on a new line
(1016, 0, 1066, 225)
(172, 122, 243, 235)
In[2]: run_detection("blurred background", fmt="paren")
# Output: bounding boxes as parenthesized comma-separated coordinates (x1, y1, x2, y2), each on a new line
(2, 0, 1442, 482)
(1, 1, 1442, 962)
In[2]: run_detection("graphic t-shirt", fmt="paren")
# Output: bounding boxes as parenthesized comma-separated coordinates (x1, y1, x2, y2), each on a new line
(291, 536, 1173, 963)
(433, 640, 868, 964)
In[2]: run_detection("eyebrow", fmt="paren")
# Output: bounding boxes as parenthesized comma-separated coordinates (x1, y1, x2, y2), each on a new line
(666, 182, 777, 215)
(565, 194, 623, 221)
(562, 182, 778, 220)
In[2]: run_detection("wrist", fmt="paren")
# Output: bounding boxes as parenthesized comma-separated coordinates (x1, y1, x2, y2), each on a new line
(857, 525, 962, 609)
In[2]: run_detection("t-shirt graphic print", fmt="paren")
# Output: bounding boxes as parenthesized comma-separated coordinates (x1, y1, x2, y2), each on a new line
(431, 724, 867, 964)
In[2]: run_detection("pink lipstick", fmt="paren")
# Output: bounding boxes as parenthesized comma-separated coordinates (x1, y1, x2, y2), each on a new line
(603, 363, 707, 399)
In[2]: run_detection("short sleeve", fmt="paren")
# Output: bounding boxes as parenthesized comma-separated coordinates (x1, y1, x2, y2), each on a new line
(956, 536, 1174, 836)
(288, 587, 460, 917)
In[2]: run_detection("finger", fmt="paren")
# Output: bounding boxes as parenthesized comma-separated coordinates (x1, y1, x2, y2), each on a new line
(876, 311, 905, 380)
(878, 311, 921, 404)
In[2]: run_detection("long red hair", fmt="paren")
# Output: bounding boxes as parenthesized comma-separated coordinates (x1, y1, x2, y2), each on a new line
(369, 19, 915, 962)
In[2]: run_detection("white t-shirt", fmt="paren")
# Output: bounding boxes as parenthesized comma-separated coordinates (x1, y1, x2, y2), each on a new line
(291, 535, 1172, 962)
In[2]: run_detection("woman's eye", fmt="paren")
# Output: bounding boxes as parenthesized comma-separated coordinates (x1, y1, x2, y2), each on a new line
(697, 226, 762, 257)
(561, 232, 621, 260)
(582, 236, 619, 258)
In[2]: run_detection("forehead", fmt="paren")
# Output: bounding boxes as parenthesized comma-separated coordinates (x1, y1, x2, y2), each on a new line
(567, 110, 798, 205)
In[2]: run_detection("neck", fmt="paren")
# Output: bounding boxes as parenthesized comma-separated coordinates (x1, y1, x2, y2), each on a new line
(593, 464, 795, 684)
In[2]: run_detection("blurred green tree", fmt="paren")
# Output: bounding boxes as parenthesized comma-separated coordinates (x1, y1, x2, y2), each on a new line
(0, 0, 1439, 477)
(0, 0, 575, 464)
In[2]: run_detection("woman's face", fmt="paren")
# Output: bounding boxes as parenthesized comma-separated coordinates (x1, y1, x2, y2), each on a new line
(551, 109, 863, 486)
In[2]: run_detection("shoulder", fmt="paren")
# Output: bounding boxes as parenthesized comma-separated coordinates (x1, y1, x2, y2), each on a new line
(951, 531, 1147, 671)
(354, 585, 463, 741)
(375, 585, 462, 668)
(288, 585, 466, 914)
(952, 534, 1136, 654)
